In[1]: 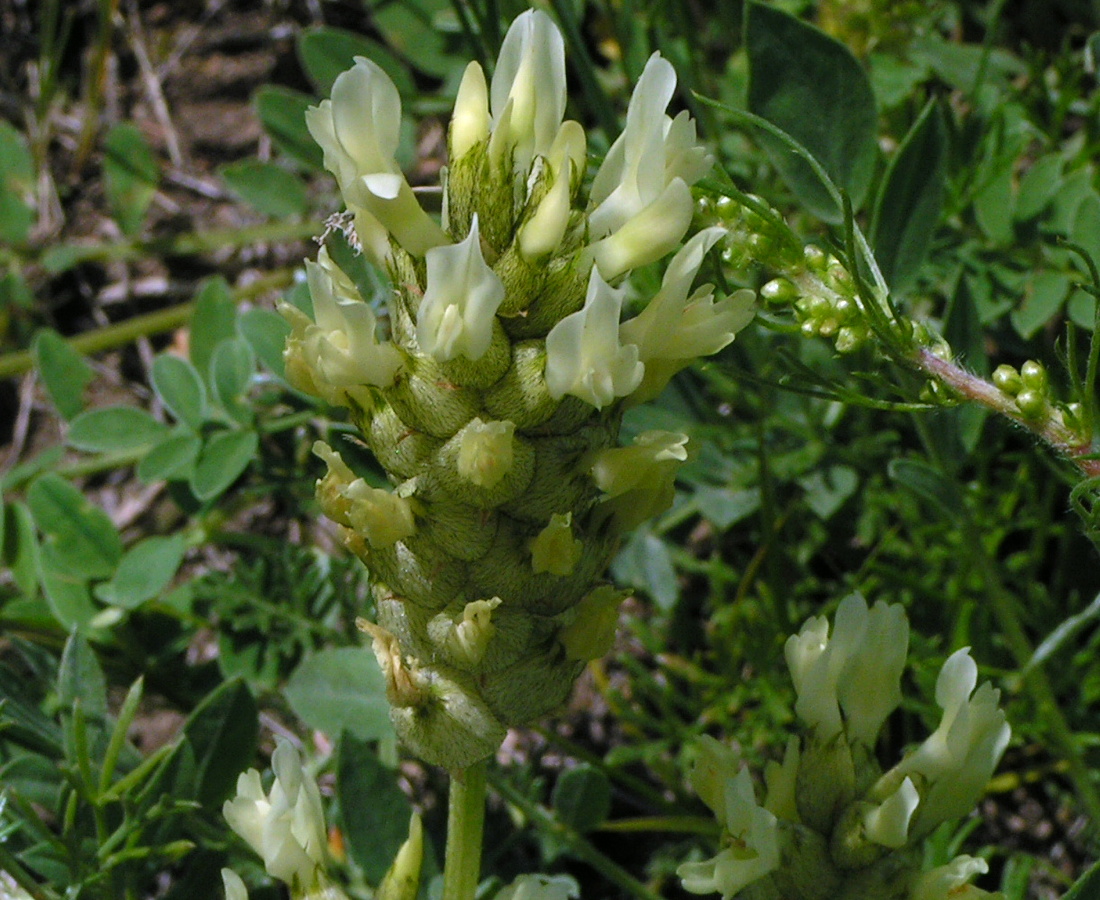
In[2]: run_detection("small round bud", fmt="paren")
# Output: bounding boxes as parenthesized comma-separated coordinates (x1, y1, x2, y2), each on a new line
(992, 364, 1022, 395)
(835, 327, 862, 354)
(714, 195, 738, 220)
(1015, 388, 1048, 420)
(804, 245, 827, 271)
(761, 278, 799, 305)
(1020, 359, 1048, 392)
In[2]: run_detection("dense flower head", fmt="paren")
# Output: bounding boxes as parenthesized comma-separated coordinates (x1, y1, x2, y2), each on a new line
(290, 10, 754, 771)
(680, 596, 1010, 900)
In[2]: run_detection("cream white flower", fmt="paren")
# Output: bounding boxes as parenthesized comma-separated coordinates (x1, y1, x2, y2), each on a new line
(912, 856, 1004, 900)
(862, 776, 919, 849)
(497, 874, 580, 900)
(291, 247, 403, 392)
(544, 266, 643, 408)
(416, 216, 505, 362)
(896, 648, 1010, 834)
(313, 442, 416, 548)
(590, 430, 688, 530)
(456, 417, 515, 488)
(586, 52, 712, 279)
(621, 228, 755, 401)
(221, 869, 248, 900)
(784, 594, 907, 744)
(222, 739, 327, 889)
(678, 747, 780, 900)
(306, 57, 445, 260)
(487, 9, 567, 179)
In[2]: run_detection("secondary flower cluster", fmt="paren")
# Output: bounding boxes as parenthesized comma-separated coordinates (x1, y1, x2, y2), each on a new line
(220, 739, 580, 899)
(678, 595, 1010, 900)
(284, 10, 754, 770)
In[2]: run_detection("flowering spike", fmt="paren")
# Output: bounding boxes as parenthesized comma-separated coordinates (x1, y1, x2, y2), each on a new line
(417, 216, 505, 362)
(544, 266, 643, 408)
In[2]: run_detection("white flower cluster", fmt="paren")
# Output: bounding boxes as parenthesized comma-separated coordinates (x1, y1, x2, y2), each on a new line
(679, 595, 1010, 900)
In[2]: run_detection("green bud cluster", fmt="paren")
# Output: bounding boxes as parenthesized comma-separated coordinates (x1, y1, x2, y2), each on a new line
(285, 12, 754, 770)
(992, 360, 1086, 436)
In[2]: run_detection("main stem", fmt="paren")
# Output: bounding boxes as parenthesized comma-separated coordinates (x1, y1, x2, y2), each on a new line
(442, 760, 488, 900)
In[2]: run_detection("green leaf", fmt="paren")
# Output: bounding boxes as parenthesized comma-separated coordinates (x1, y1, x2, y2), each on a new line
(336, 733, 412, 882)
(0, 120, 34, 245)
(798, 465, 858, 520)
(372, 0, 457, 78)
(285, 648, 394, 742)
(1071, 191, 1100, 263)
(58, 633, 108, 723)
(102, 123, 159, 236)
(551, 764, 611, 833)
(219, 160, 309, 219)
(253, 86, 323, 169)
(209, 337, 256, 422)
(1063, 859, 1100, 900)
(190, 429, 258, 501)
(189, 277, 237, 381)
(694, 486, 761, 530)
(38, 555, 99, 631)
(298, 26, 415, 97)
(238, 307, 290, 378)
(1010, 271, 1069, 339)
(153, 354, 207, 429)
(137, 431, 203, 484)
(1015, 154, 1065, 221)
(611, 530, 678, 610)
(888, 458, 963, 521)
(182, 679, 258, 807)
(3, 501, 40, 595)
(27, 474, 122, 580)
(745, 1, 877, 221)
(67, 406, 168, 453)
(32, 329, 93, 420)
(871, 101, 947, 294)
(93, 535, 187, 610)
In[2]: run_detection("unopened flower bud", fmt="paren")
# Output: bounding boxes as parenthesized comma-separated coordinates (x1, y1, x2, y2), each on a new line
(376, 814, 424, 900)
(861, 777, 918, 849)
(590, 430, 688, 531)
(911, 856, 1003, 900)
(450, 62, 490, 164)
(1020, 359, 1048, 391)
(993, 364, 1021, 395)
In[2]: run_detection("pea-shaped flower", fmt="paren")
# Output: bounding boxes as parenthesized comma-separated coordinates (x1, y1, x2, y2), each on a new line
(487, 9, 567, 179)
(223, 740, 327, 889)
(416, 217, 505, 362)
(306, 57, 445, 260)
(544, 266, 643, 408)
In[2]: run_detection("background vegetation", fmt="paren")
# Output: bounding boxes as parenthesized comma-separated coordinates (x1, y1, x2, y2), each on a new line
(0, 0, 1098, 897)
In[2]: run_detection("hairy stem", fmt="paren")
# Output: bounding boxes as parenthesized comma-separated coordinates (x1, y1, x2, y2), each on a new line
(442, 760, 488, 900)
